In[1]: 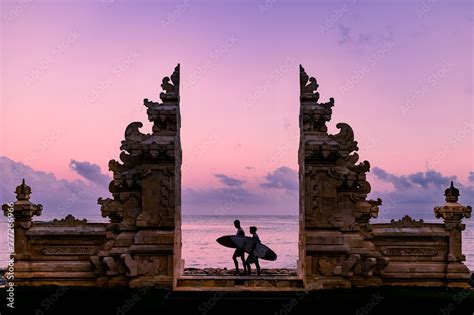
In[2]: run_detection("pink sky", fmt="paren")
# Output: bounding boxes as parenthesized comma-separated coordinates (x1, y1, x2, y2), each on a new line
(1, 0, 472, 193)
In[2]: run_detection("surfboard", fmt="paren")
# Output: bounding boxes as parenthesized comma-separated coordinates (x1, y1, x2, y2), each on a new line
(216, 235, 277, 261)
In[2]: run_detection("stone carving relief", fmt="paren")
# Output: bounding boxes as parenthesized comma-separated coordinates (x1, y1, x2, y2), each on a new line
(42, 246, 96, 255)
(390, 215, 425, 227)
(121, 254, 163, 277)
(46, 214, 88, 225)
(381, 247, 437, 257)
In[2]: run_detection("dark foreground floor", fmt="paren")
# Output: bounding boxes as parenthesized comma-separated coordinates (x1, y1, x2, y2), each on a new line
(0, 286, 473, 315)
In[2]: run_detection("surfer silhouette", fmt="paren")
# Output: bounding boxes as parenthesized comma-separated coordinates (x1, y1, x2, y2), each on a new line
(232, 220, 247, 275)
(245, 226, 261, 275)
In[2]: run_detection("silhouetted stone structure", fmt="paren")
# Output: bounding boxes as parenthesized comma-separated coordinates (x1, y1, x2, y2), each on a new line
(298, 66, 471, 289)
(2, 65, 472, 290)
(93, 64, 182, 288)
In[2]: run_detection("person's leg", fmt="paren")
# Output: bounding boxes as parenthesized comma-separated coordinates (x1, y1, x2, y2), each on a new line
(255, 261, 260, 275)
(232, 251, 240, 274)
(240, 254, 247, 274)
(245, 260, 251, 275)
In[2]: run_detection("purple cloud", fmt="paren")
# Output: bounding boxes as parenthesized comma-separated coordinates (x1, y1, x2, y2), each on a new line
(70, 160, 111, 186)
(469, 172, 474, 184)
(0, 156, 108, 221)
(260, 167, 298, 191)
(371, 167, 473, 220)
(214, 174, 245, 187)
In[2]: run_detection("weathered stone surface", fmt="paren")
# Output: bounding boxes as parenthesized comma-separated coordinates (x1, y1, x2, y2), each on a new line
(299, 65, 387, 288)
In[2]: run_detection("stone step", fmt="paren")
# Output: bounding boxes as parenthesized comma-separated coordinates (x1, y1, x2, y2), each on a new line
(175, 276, 305, 291)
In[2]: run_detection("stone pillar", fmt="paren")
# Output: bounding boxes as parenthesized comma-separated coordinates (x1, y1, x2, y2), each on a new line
(2, 179, 43, 261)
(298, 65, 387, 289)
(434, 181, 472, 287)
(96, 64, 182, 288)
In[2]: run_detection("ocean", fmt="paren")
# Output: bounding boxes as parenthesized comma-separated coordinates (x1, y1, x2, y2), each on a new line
(182, 215, 298, 269)
(1, 215, 473, 271)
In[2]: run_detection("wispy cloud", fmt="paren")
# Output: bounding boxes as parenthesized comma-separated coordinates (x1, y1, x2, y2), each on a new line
(336, 23, 393, 47)
(70, 160, 111, 186)
(260, 166, 298, 191)
(337, 24, 352, 45)
(469, 171, 474, 183)
(214, 174, 245, 187)
(184, 168, 299, 215)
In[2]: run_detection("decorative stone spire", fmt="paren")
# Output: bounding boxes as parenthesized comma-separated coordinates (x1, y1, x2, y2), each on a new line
(434, 182, 472, 263)
(15, 178, 32, 201)
(299, 65, 334, 133)
(143, 64, 180, 134)
(434, 181, 471, 223)
(444, 181, 460, 202)
(2, 179, 42, 222)
(300, 65, 320, 102)
(99, 64, 182, 228)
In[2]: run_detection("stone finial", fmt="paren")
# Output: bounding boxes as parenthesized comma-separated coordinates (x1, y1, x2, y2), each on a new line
(2, 179, 43, 222)
(434, 182, 472, 223)
(15, 178, 31, 201)
(444, 181, 459, 202)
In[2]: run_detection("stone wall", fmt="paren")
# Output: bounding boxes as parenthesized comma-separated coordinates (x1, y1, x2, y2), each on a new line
(371, 185, 472, 287)
(2, 182, 107, 286)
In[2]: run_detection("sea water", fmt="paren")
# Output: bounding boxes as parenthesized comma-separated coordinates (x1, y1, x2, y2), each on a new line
(1, 216, 473, 271)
